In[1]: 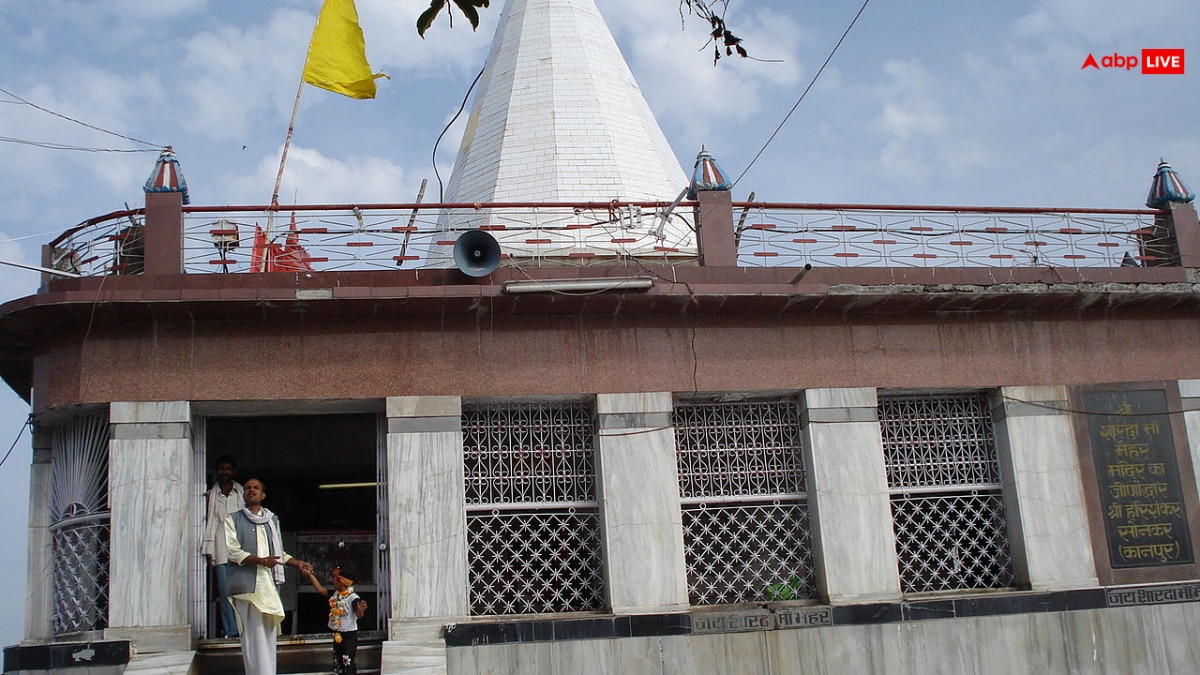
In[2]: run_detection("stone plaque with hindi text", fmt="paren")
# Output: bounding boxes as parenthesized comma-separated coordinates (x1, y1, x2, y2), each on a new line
(1083, 389, 1193, 569)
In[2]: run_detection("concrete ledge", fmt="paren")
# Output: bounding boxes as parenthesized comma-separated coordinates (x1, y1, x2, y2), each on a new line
(103, 626, 193, 655)
(3, 640, 131, 672)
(122, 651, 195, 674)
(441, 582, 1200, 646)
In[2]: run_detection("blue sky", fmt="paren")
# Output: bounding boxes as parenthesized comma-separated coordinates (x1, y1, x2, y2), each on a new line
(0, 0, 1196, 645)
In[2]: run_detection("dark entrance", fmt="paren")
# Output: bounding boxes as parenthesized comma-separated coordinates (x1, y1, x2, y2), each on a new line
(204, 412, 380, 636)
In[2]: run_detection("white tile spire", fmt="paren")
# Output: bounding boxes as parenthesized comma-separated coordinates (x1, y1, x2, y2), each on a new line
(440, 0, 695, 255)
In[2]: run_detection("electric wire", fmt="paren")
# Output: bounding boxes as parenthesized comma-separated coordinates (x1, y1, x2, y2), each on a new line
(0, 85, 164, 149)
(732, 0, 873, 188)
(999, 394, 1192, 418)
(0, 136, 158, 153)
(548, 391, 1200, 441)
(0, 416, 31, 470)
(0, 228, 77, 244)
(432, 67, 486, 202)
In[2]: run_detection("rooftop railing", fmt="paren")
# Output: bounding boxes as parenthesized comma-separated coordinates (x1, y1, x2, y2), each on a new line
(735, 204, 1162, 269)
(46, 200, 1170, 278)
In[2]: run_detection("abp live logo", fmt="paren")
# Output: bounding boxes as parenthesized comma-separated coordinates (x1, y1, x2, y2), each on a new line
(1081, 49, 1185, 74)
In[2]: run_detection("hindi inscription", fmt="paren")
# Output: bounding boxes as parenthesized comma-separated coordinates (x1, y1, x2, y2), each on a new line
(1083, 390, 1193, 569)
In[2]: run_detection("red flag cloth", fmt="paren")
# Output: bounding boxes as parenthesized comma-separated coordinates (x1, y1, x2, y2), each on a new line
(250, 225, 268, 272)
(274, 214, 314, 272)
(249, 219, 312, 272)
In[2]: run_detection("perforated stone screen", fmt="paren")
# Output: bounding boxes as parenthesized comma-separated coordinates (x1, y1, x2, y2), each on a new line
(674, 399, 816, 605)
(50, 412, 111, 634)
(879, 392, 1016, 593)
(462, 401, 605, 615)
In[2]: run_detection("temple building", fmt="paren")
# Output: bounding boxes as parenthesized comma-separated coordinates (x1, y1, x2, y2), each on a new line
(3, 0, 1200, 673)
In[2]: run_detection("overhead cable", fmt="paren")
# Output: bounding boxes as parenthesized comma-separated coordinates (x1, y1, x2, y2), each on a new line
(732, 0, 873, 188)
(0, 85, 164, 150)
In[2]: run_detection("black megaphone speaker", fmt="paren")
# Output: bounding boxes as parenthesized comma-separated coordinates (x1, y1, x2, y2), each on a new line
(453, 229, 501, 277)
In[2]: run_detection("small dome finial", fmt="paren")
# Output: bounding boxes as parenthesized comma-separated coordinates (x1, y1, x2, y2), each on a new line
(1145, 159, 1194, 209)
(688, 148, 732, 199)
(144, 147, 190, 205)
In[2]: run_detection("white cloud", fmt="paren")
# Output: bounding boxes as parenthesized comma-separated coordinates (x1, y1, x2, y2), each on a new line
(1014, 0, 1193, 43)
(220, 146, 414, 205)
(112, 0, 207, 20)
(0, 70, 165, 222)
(180, 9, 316, 141)
(871, 58, 950, 185)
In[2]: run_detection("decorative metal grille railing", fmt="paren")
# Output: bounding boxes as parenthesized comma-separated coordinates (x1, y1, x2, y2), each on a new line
(736, 206, 1162, 269)
(880, 393, 1002, 489)
(879, 392, 1016, 593)
(177, 204, 693, 275)
(45, 202, 1167, 277)
(52, 520, 111, 634)
(49, 213, 145, 277)
(673, 400, 816, 604)
(890, 493, 1014, 593)
(462, 401, 605, 615)
(466, 509, 606, 615)
(49, 411, 111, 634)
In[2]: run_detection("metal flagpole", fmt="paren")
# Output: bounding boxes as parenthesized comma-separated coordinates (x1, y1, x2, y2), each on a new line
(271, 80, 305, 212)
(262, 77, 306, 272)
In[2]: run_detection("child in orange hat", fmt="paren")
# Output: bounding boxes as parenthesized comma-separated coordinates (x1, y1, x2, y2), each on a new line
(305, 566, 368, 675)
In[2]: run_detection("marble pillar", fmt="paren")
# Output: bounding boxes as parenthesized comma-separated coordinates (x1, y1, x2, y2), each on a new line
(994, 386, 1098, 590)
(106, 401, 194, 653)
(595, 393, 689, 614)
(384, 396, 468, 674)
(802, 388, 901, 603)
(1179, 380, 1200, 531)
(24, 426, 54, 641)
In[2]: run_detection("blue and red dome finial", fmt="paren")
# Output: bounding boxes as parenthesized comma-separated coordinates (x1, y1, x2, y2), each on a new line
(688, 147, 732, 199)
(144, 146, 190, 205)
(1145, 159, 1194, 209)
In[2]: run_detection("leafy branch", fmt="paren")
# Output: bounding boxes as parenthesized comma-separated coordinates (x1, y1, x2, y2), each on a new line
(416, 0, 751, 63)
(680, 0, 748, 63)
(417, 0, 491, 38)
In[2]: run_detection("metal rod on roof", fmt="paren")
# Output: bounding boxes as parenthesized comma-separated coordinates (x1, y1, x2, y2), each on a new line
(0, 259, 81, 278)
(789, 263, 813, 284)
(398, 179, 428, 265)
(734, 190, 755, 247)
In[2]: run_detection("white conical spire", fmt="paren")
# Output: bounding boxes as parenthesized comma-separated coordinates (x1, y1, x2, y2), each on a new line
(439, 0, 695, 256)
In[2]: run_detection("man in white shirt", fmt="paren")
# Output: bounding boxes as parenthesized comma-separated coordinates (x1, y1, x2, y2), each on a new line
(225, 478, 313, 675)
(201, 454, 243, 638)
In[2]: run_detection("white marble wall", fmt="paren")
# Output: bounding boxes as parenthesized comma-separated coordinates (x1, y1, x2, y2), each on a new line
(385, 619, 454, 675)
(802, 388, 901, 603)
(106, 401, 193, 651)
(595, 393, 689, 614)
(387, 396, 470, 622)
(1179, 380, 1200, 511)
(995, 386, 1098, 590)
(385, 395, 469, 675)
(447, 602, 1200, 675)
(24, 427, 54, 641)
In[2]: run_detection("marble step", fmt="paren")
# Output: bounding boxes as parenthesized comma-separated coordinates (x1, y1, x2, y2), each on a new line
(196, 633, 382, 675)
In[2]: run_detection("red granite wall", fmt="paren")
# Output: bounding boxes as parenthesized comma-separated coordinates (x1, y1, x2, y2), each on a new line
(28, 309, 1200, 411)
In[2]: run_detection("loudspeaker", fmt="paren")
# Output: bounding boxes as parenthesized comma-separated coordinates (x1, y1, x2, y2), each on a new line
(453, 229, 501, 277)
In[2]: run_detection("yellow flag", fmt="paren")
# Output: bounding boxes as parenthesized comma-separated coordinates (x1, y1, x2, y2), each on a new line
(302, 0, 388, 99)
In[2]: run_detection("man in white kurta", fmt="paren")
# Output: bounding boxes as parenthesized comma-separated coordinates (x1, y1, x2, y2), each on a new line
(202, 454, 243, 638)
(224, 478, 313, 675)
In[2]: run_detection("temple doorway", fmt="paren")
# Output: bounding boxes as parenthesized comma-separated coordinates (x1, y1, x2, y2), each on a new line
(201, 411, 384, 637)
